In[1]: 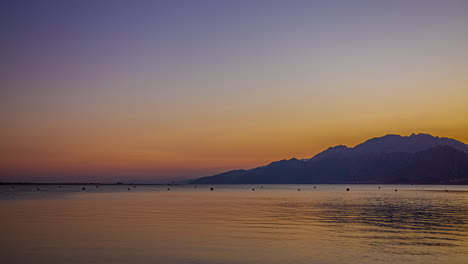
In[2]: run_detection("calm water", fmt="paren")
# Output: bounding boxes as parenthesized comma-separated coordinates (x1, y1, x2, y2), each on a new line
(0, 184, 467, 264)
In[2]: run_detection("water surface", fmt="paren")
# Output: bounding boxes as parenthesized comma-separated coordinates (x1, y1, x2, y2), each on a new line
(1, 184, 467, 264)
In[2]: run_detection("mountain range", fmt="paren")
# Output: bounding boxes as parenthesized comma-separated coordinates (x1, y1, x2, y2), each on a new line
(191, 134, 468, 184)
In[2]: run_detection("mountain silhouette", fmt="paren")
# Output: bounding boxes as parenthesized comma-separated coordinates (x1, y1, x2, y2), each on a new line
(353, 133, 468, 153)
(192, 134, 468, 184)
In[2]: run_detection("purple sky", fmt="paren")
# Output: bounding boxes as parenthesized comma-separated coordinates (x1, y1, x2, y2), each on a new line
(1, 0, 468, 182)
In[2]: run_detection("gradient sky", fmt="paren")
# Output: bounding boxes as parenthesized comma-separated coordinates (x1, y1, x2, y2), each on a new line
(1, 0, 468, 182)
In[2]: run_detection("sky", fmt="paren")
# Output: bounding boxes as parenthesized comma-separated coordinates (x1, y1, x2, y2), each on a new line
(1, 0, 468, 183)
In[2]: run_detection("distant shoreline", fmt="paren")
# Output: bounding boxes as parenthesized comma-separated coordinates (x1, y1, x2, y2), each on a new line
(1, 182, 467, 185)
(0, 182, 180, 186)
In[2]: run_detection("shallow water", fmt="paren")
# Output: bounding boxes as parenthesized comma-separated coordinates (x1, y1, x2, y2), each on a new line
(0, 184, 467, 264)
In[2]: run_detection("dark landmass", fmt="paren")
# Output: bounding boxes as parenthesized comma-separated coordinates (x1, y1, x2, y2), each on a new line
(192, 134, 468, 184)
(0, 182, 180, 186)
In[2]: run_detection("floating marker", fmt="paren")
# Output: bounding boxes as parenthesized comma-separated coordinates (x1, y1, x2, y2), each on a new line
(297, 188, 301, 191)
(210, 187, 214, 191)
(82, 187, 86, 191)
(346, 188, 350, 191)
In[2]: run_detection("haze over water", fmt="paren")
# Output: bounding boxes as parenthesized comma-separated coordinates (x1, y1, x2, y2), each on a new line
(1, 185, 467, 264)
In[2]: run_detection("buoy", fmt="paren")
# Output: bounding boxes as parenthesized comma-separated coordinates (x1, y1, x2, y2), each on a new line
(395, 189, 398, 192)
(210, 187, 214, 191)
(128, 188, 130, 190)
(96, 185, 99, 188)
(346, 188, 350, 191)
(82, 187, 86, 191)
(252, 188, 255, 191)
(36, 188, 40, 191)
(194, 186, 197, 188)
(167, 188, 170, 191)
(297, 188, 301, 191)
(314, 186, 316, 189)
(378, 186, 381, 189)
(445, 189, 448, 192)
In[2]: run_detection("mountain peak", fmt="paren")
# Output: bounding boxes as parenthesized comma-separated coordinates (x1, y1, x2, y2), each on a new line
(308, 145, 351, 161)
(354, 133, 468, 153)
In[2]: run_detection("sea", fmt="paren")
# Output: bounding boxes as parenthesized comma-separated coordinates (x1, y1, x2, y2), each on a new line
(0, 184, 467, 264)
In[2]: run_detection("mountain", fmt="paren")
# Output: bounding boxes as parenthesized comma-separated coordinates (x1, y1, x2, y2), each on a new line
(353, 133, 468, 153)
(191, 134, 468, 184)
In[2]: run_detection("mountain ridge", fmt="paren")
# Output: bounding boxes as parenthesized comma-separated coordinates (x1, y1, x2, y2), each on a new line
(192, 134, 468, 184)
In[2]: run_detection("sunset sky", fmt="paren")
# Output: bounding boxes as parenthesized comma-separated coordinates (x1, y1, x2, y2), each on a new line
(1, 0, 468, 183)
